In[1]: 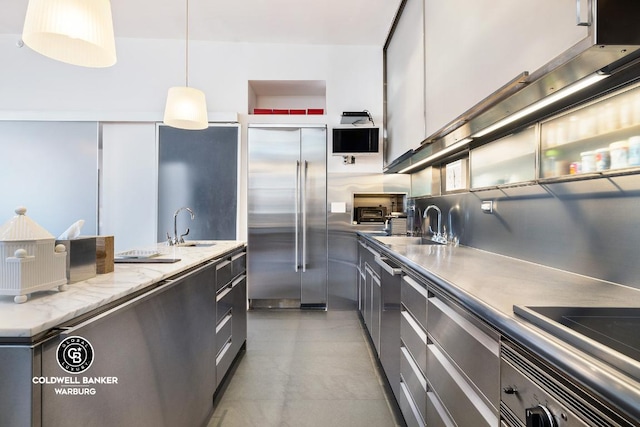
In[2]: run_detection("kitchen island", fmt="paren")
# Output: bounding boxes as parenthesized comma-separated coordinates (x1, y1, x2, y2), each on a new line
(0, 240, 246, 427)
(358, 232, 640, 426)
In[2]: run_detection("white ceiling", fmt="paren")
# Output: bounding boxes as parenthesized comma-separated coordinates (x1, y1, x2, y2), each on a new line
(0, 0, 402, 46)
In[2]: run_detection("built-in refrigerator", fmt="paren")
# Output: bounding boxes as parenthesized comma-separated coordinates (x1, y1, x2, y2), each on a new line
(247, 125, 327, 308)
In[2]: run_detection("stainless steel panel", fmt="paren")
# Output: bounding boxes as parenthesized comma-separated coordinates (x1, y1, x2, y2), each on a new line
(41, 264, 217, 427)
(401, 275, 429, 332)
(428, 294, 500, 410)
(0, 345, 40, 427)
(216, 313, 233, 355)
(426, 391, 456, 427)
(300, 127, 327, 306)
(231, 252, 246, 279)
(380, 257, 402, 400)
(401, 346, 427, 422)
(231, 275, 247, 356)
(401, 310, 427, 376)
(216, 284, 234, 324)
(369, 268, 381, 354)
(399, 381, 426, 427)
(248, 127, 303, 301)
(427, 343, 498, 427)
(248, 126, 327, 306)
(216, 338, 234, 387)
(216, 259, 233, 292)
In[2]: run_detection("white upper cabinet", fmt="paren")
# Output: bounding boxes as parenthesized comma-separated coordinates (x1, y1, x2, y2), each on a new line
(385, 0, 426, 166)
(423, 0, 588, 138)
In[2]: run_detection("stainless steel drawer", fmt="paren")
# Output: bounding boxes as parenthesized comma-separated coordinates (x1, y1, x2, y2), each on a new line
(216, 337, 234, 387)
(401, 310, 427, 376)
(401, 275, 428, 331)
(428, 294, 500, 409)
(426, 391, 455, 427)
(231, 252, 246, 278)
(399, 381, 426, 427)
(401, 346, 427, 422)
(216, 312, 232, 356)
(215, 259, 233, 291)
(426, 342, 498, 427)
(216, 284, 234, 324)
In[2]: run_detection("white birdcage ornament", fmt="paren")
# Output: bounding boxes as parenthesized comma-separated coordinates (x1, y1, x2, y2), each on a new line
(0, 207, 68, 303)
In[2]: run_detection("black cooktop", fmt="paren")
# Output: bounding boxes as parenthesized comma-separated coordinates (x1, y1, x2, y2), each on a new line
(514, 306, 640, 378)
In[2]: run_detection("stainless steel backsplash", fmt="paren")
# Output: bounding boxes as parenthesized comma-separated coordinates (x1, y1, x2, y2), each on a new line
(414, 176, 640, 290)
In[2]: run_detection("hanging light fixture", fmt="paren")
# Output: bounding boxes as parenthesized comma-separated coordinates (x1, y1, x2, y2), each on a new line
(163, 0, 208, 130)
(22, 0, 117, 68)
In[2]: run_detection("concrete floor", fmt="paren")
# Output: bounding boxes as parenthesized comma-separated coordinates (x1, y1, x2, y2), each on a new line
(207, 310, 400, 427)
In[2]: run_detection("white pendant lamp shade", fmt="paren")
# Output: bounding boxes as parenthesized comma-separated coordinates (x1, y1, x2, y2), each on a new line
(163, 87, 209, 130)
(22, 0, 117, 68)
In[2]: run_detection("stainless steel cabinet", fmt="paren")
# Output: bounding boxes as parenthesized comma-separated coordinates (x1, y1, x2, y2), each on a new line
(358, 236, 502, 427)
(41, 262, 218, 427)
(376, 255, 403, 401)
(427, 289, 500, 427)
(1, 247, 248, 427)
(215, 249, 247, 386)
(400, 275, 429, 426)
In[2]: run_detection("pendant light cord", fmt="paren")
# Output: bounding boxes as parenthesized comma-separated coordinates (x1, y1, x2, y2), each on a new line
(185, 0, 189, 88)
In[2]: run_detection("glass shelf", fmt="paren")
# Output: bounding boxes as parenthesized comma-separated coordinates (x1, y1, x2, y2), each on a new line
(470, 126, 536, 189)
(540, 83, 640, 179)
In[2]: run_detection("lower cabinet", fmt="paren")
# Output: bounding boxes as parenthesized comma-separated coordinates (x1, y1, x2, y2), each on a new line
(215, 250, 247, 387)
(40, 261, 219, 427)
(357, 237, 501, 427)
(1, 247, 248, 427)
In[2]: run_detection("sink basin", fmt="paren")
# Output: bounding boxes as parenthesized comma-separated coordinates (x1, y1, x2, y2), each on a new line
(373, 236, 444, 246)
(175, 242, 216, 247)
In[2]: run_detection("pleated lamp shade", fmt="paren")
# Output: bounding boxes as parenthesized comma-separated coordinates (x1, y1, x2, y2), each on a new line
(163, 87, 209, 130)
(22, 0, 117, 68)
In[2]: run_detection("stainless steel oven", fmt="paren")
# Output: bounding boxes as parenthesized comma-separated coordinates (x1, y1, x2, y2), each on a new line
(355, 206, 386, 223)
(500, 340, 636, 427)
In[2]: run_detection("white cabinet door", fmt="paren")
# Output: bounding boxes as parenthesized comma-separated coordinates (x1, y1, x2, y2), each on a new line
(424, 0, 588, 137)
(100, 123, 157, 252)
(385, 0, 426, 165)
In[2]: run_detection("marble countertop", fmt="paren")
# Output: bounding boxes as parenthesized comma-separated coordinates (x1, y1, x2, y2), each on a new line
(361, 233, 640, 420)
(0, 241, 245, 339)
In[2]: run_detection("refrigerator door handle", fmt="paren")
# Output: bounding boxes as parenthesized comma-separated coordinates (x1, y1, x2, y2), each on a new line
(302, 160, 308, 272)
(295, 160, 300, 272)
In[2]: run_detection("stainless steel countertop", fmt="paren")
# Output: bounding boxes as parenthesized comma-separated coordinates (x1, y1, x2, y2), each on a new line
(360, 233, 640, 421)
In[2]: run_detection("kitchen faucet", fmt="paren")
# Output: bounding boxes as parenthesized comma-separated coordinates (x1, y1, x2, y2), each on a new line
(167, 207, 195, 246)
(423, 205, 447, 244)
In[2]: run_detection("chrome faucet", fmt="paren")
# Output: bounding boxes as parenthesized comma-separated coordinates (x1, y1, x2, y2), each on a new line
(167, 207, 195, 246)
(423, 205, 447, 244)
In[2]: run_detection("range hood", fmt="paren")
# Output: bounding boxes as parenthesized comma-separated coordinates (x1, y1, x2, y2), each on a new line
(386, 0, 640, 174)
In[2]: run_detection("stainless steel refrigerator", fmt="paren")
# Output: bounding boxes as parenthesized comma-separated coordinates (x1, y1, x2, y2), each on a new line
(248, 125, 327, 309)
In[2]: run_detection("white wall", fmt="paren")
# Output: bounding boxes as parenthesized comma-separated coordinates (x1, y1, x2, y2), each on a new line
(0, 36, 383, 124)
(0, 35, 386, 244)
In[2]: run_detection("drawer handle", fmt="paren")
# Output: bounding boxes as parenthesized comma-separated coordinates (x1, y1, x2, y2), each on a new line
(402, 276, 429, 299)
(216, 338, 232, 364)
(216, 312, 232, 333)
(216, 286, 233, 301)
(375, 256, 403, 276)
(402, 310, 427, 344)
(216, 260, 231, 271)
(231, 252, 245, 261)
